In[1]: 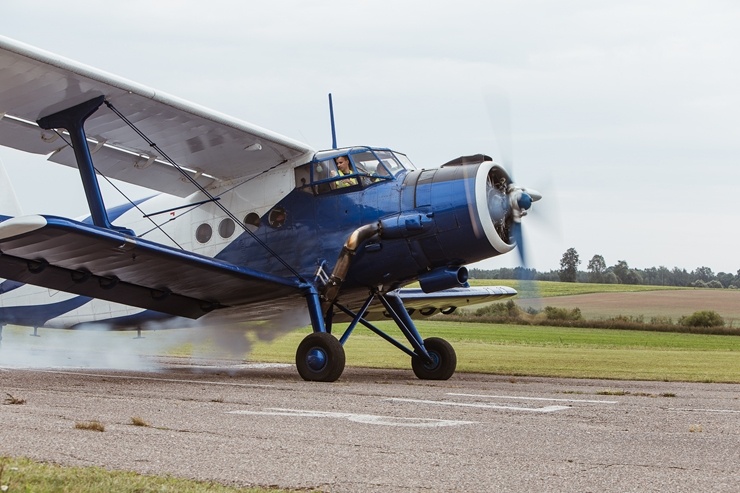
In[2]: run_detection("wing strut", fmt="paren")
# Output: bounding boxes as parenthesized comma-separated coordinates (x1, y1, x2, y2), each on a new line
(36, 96, 133, 236)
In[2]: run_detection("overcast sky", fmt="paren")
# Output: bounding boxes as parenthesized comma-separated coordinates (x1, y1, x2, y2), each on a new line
(2, 1, 739, 274)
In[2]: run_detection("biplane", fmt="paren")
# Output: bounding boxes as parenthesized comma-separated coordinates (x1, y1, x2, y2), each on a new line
(0, 36, 540, 381)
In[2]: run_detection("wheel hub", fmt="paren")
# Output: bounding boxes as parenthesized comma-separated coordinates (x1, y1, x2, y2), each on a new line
(306, 347, 328, 372)
(422, 351, 440, 370)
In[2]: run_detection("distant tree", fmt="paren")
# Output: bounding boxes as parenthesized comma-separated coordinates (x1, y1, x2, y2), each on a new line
(672, 267, 691, 286)
(587, 254, 606, 283)
(623, 269, 643, 285)
(693, 266, 715, 283)
(603, 271, 620, 284)
(717, 272, 734, 288)
(558, 248, 581, 282)
(656, 266, 671, 286)
(611, 260, 629, 284)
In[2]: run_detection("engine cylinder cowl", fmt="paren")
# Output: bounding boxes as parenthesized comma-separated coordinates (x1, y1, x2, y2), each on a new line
(418, 266, 469, 293)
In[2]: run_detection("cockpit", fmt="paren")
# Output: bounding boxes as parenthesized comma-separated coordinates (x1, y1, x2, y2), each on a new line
(295, 147, 415, 195)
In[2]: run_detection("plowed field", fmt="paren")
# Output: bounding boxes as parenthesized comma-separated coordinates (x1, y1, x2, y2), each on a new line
(520, 289, 740, 323)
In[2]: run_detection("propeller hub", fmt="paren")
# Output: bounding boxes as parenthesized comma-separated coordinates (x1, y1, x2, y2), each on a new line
(517, 192, 532, 211)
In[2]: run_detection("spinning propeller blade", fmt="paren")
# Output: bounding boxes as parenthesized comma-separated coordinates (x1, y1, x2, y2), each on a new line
(483, 89, 544, 303)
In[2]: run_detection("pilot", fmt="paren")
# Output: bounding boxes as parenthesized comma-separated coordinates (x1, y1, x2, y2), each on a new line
(333, 156, 358, 188)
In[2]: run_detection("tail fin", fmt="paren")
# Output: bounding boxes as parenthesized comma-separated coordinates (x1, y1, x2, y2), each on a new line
(0, 158, 23, 217)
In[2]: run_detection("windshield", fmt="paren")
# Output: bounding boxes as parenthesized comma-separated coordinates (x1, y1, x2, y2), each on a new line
(295, 147, 416, 195)
(351, 150, 407, 178)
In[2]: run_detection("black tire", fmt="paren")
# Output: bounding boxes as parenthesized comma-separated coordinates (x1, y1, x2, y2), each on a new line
(295, 332, 346, 382)
(412, 337, 456, 380)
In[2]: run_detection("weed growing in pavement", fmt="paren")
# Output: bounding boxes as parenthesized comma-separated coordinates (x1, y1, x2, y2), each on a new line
(4, 393, 25, 405)
(130, 417, 150, 427)
(74, 421, 105, 432)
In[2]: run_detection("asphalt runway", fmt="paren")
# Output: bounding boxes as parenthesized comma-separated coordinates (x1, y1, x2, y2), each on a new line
(1, 357, 739, 492)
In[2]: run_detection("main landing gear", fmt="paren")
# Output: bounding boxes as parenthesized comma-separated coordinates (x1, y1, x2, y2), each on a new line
(297, 289, 456, 382)
(295, 332, 345, 382)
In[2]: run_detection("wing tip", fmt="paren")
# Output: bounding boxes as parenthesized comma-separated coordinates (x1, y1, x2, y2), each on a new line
(0, 215, 47, 240)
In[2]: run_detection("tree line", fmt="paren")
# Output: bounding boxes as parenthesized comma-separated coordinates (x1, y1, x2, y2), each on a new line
(470, 247, 740, 289)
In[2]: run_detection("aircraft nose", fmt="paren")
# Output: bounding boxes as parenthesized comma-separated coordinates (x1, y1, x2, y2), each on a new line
(483, 164, 543, 250)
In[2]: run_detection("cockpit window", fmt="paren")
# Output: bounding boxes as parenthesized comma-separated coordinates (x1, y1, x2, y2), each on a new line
(393, 152, 416, 171)
(352, 150, 409, 178)
(295, 148, 415, 195)
(295, 156, 370, 194)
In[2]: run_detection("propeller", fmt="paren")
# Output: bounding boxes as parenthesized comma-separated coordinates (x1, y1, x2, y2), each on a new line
(483, 89, 544, 304)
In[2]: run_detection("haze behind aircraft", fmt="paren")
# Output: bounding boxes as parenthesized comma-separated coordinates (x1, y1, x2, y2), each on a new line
(0, 36, 541, 382)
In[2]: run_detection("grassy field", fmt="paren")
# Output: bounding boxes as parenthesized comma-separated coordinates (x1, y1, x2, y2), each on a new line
(249, 320, 740, 383)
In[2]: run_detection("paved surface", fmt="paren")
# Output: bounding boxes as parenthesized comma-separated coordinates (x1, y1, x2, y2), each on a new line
(1, 357, 739, 492)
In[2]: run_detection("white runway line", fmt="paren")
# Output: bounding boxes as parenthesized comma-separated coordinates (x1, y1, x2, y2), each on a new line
(448, 393, 619, 405)
(228, 408, 477, 427)
(386, 397, 570, 413)
(667, 408, 740, 414)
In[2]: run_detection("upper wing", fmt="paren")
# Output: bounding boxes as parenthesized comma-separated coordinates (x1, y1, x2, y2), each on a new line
(0, 215, 305, 319)
(0, 36, 314, 197)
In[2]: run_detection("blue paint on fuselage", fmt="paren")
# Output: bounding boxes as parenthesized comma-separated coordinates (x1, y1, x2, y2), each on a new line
(81, 196, 152, 225)
(0, 295, 93, 327)
(215, 163, 501, 294)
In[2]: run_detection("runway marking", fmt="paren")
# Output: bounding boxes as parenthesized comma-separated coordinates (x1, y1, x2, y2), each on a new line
(5, 368, 276, 389)
(668, 408, 740, 414)
(387, 397, 570, 413)
(448, 393, 619, 405)
(228, 408, 477, 427)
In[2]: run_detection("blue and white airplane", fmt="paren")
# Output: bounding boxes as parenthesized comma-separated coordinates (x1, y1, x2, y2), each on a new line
(0, 36, 540, 381)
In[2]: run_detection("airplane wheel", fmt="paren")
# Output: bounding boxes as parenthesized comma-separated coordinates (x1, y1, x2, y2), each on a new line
(296, 332, 346, 382)
(412, 337, 456, 380)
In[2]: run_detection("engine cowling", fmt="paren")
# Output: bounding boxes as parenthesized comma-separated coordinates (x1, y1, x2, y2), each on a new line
(347, 155, 539, 291)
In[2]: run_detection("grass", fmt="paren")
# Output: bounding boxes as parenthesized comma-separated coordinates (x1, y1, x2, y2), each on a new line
(249, 321, 740, 383)
(3, 393, 25, 405)
(130, 416, 150, 427)
(0, 456, 288, 493)
(74, 421, 105, 432)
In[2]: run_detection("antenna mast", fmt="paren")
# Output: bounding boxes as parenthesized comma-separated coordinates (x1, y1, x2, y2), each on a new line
(328, 93, 337, 149)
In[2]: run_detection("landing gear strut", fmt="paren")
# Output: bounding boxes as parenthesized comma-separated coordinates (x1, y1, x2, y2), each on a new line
(300, 287, 457, 382)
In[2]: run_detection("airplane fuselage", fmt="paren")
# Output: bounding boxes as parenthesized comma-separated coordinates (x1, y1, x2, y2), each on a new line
(0, 147, 514, 331)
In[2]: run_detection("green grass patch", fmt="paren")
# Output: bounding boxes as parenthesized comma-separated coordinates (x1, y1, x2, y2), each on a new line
(249, 321, 740, 383)
(0, 456, 288, 493)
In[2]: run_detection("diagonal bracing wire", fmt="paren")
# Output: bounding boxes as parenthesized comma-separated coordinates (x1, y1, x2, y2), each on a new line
(103, 100, 306, 282)
(51, 128, 184, 250)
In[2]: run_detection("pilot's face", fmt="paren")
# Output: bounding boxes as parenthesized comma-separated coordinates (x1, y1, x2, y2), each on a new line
(336, 157, 350, 173)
